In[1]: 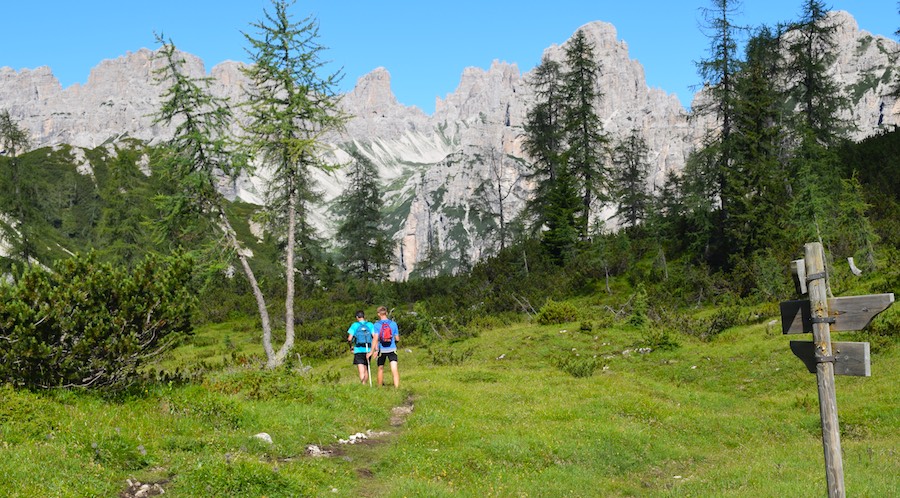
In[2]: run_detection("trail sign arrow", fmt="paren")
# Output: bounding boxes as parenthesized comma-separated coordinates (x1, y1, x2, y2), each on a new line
(780, 293, 894, 334)
(789, 341, 871, 377)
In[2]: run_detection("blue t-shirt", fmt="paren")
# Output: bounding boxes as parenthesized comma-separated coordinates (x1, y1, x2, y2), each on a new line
(347, 321, 375, 353)
(374, 319, 399, 353)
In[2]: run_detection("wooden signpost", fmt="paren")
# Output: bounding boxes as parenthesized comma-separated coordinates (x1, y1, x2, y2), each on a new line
(779, 242, 894, 498)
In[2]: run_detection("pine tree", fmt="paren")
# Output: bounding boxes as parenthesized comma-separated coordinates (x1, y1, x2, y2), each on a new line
(562, 29, 609, 239)
(241, 0, 347, 367)
(335, 150, 393, 281)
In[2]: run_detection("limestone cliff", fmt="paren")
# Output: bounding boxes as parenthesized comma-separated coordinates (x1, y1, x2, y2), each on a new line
(1, 12, 897, 279)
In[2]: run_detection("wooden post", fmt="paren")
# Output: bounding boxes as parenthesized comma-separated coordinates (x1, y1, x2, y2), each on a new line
(805, 242, 845, 498)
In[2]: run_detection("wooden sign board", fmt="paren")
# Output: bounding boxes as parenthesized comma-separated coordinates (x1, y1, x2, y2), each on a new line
(780, 293, 894, 334)
(791, 259, 807, 295)
(789, 341, 871, 377)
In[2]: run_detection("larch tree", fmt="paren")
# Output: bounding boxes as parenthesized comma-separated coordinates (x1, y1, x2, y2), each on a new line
(335, 150, 393, 281)
(475, 145, 522, 253)
(561, 29, 609, 239)
(241, 0, 347, 368)
(151, 35, 273, 345)
(782, 1, 851, 260)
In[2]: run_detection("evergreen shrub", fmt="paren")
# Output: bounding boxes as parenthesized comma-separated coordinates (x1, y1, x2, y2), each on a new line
(536, 299, 579, 325)
(0, 252, 196, 392)
(551, 352, 599, 378)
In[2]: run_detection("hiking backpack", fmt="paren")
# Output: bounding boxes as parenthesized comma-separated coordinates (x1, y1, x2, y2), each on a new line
(354, 324, 372, 346)
(379, 321, 393, 347)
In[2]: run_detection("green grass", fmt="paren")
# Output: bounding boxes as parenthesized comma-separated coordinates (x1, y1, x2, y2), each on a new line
(1, 310, 898, 497)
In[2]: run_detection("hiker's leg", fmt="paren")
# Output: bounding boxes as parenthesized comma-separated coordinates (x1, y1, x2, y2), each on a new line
(377, 365, 385, 386)
(357, 363, 368, 384)
(390, 361, 400, 388)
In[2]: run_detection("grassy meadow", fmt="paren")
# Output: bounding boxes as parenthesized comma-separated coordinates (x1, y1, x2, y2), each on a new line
(1, 307, 898, 497)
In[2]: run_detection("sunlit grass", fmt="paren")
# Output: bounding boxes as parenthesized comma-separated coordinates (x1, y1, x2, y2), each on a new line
(1, 308, 897, 496)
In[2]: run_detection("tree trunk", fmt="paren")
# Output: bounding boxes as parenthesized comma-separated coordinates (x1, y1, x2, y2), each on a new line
(273, 184, 298, 368)
(218, 209, 273, 362)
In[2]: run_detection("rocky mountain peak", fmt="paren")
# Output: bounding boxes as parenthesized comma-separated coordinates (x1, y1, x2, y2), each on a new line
(1, 12, 896, 279)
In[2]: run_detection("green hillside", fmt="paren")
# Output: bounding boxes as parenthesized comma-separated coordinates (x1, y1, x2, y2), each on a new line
(1, 309, 897, 496)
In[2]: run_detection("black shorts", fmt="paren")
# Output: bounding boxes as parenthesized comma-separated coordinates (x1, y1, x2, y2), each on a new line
(377, 351, 398, 366)
(353, 353, 370, 365)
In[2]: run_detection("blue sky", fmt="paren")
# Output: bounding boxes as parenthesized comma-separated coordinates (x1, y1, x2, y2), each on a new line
(2, 1, 897, 113)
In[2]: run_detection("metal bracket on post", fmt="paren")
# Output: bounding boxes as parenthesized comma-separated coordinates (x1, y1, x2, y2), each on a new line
(806, 271, 827, 283)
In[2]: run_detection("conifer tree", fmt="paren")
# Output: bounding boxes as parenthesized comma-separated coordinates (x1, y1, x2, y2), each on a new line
(522, 56, 566, 232)
(561, 29, 609, 239)
(693, 0, 742, 265)
(151, 35, 274, 348)
(611, 130, 651, 229)
(727, 25, 791, 259)
(335, 150, 393, 281)
(241, 0, 347, 367)
(784, 0, 849, 145)
(0, 109, 35, 269)
(834, 174, 878, 271)
(679, 147, 720, 262)
(95, 149, 151, 267)
(541, 169, 580, 263)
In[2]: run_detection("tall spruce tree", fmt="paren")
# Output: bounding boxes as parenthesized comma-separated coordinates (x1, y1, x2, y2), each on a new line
(784, 0, 849, 145)
(522, 55, 566, 233)
(611, 130, 651, 229)
(335, 150, 393, 281)
(541, 168, 580, 263)
(241, 0, 347, 367)
(562, 29, 609, 239)
(693, 0, 742, 266)
(727, 25, 791, 259)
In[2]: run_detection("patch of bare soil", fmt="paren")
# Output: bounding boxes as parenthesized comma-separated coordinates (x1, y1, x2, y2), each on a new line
(390, 395, 415, 426)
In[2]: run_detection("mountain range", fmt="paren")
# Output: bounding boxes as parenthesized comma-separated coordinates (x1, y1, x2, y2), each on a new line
(0, 11, 897, 279)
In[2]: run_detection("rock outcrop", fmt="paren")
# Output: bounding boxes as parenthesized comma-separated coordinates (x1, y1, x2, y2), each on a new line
(1, 12, 897, 279)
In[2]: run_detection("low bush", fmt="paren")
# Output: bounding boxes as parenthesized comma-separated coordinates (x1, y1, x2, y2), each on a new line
(0, 252, 197, 392)
(426, 345, 475, 366)
(536, 299, 579, 325)
(551, 352, 599, 378)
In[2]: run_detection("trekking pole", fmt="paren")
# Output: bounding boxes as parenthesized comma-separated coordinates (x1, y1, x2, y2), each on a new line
(366, 342, 372, 387)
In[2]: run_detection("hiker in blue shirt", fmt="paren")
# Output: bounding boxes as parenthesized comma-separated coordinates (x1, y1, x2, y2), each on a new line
(373, 305, 400, 388)
(347, 310, 375, 384)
